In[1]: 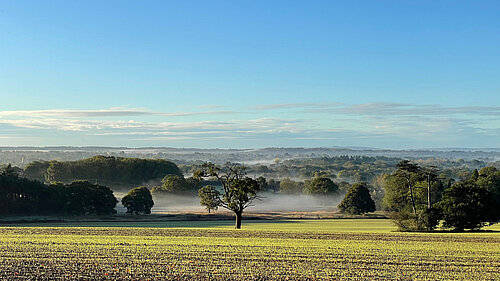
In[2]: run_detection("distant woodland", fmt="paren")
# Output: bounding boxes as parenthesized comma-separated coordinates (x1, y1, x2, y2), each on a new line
(1, 151, 499, 231)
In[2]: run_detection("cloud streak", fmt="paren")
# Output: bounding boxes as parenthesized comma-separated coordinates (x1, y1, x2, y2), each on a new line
(253, 102, 500, 116)
(251, 102, 342, 110)
(1, 103, 499, 148)
(0, 108, 235, 118)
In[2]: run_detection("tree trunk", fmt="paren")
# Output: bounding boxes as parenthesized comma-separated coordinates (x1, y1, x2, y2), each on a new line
(235, 211, 242, 229)
(405, 174, 420, 229)
(427, 174, 432, 209)
(406, 176, 417, 215)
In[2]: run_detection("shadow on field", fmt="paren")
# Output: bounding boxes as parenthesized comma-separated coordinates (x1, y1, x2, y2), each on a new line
(0, 213, 303, 228)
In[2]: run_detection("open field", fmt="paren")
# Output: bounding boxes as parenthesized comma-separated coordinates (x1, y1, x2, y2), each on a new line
(1, 219, 499, 280)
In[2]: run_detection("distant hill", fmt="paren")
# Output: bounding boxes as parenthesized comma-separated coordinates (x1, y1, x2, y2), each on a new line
(1, 146, 500, 168)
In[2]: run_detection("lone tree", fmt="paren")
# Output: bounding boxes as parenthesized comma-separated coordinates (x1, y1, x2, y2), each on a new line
(122, 186, 154, 215)
(338, 182, 375, 215)
(196, 163, 262, 229)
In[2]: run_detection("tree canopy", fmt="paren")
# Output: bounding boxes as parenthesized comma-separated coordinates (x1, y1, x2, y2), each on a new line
(338, 182, 375, 215)
(57, 180, 118, 215)
(437, 180, 496, 231)
(151, 174, 202, 196)
(196, 163, 262, 229)
(304, 175, 339, 196)
(122, 186, 154, 215)
(44, 156, 181, 188)
(0, 168, 117, 216)
(279, 178, 304, 194)
(383, 161, 447, 231)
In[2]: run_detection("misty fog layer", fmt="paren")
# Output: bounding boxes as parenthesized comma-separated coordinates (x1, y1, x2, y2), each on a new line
(144, 192, 343, 213)
(250, 193, 342, 212)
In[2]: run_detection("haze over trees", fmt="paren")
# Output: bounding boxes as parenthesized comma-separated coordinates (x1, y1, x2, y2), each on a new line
(304, 175, 339, 196)
(2, 152, 499, 233)
(279, 178, 304, 194)
(151, 174, 202, 196)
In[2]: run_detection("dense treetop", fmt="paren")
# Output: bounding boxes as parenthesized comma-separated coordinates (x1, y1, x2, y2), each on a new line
(338, 183, 376, 215)
(0, 167, 117, 216)
(36, 156, 181, 188)
(122, 186, 154, 215)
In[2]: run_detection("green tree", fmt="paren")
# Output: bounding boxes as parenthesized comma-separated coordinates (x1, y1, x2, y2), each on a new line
(23, 161, 50, 183)
(198, 185, 219, 213)
(196, 163, 262, 229)
(60, 181, 118, 215)
(256, 176, 268, 191)
(476, 167, 500, 222)
(437, 180, 496, 231)
(122, 186, 154, 215)
(0, 164, 18, 177)
(267, 179, 280, 193)
(338, 182, 376, 215)
(383, 162, 443, 231)
(45, 156, 181, 188)
(151, 174, 203, 196)
(304, 176, 339, 196)
(279, 178, 304, 194)
(396, 160, 421, 216)
(0, 168, 47, 215)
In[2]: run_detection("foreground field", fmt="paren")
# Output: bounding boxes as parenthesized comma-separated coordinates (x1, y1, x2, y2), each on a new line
(0, 220, 499, 280)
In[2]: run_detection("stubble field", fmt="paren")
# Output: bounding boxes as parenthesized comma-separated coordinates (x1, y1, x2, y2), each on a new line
(0, 219, 498, 280)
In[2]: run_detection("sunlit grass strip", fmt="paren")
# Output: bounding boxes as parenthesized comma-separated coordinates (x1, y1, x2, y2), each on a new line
(0, 220, 498, 280)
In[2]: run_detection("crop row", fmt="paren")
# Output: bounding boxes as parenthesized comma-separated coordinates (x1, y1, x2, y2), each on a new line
(0, 227, 498, 280)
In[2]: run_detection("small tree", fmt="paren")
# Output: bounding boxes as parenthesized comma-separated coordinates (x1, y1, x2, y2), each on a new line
(338, 182, 375, 215)
(196, 163, 262, 229)
(122, 186, 154, 215)
(198, 185, 219, 213)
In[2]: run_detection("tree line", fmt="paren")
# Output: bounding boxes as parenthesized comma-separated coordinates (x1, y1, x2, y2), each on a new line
(2, 156, 498, 231)
(383, 161, 499, 231)
(23, 156, 181, 188)
(0, 164, 117, 216)
(0, 164, 158, 216)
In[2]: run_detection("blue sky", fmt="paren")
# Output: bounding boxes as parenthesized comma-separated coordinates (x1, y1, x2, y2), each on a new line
(0, 1, 499, 148)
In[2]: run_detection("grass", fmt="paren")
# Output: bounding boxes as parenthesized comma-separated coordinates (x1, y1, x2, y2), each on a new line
(0, 219, 499, 280)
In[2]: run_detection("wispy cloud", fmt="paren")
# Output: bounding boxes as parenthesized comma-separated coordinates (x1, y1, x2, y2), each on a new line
(251, 102, 342, 110)
(252, 102, 500, 116)
(328, 103, 500, 116)
(1, 103, 499, 148)
(0, 107, 235, 118)
(196, 104, 227, 109)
